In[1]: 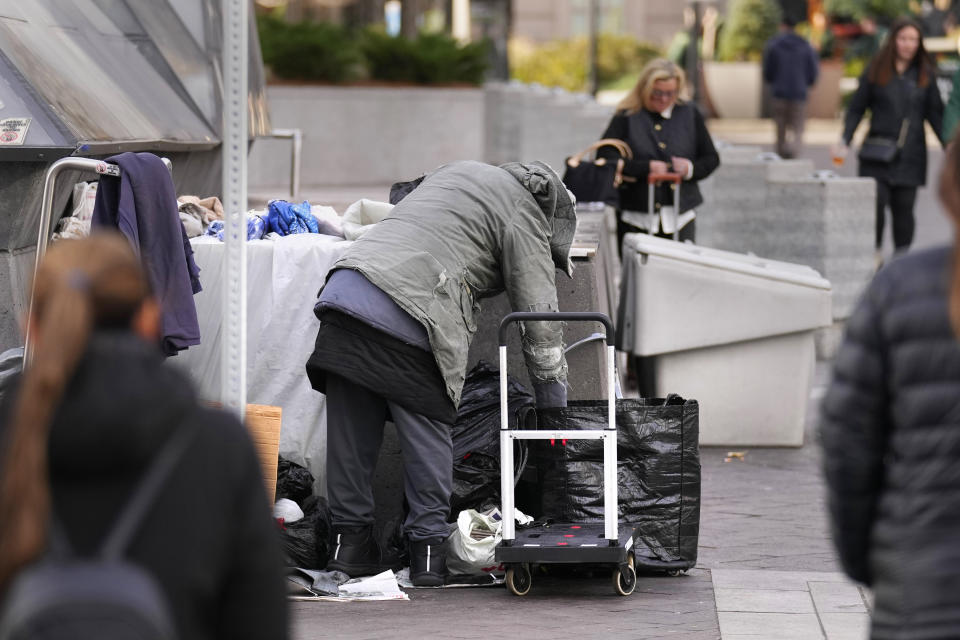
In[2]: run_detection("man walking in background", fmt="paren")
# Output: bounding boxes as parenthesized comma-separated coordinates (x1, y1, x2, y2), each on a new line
(763, 16, 819, 159)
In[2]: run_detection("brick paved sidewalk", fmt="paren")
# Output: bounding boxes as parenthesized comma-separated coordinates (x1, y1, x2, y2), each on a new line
(291, 362, 868, 640)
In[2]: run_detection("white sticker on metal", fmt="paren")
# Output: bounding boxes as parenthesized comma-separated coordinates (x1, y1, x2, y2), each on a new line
(0, 117, 30, 145)
(625, 537, 634, 551)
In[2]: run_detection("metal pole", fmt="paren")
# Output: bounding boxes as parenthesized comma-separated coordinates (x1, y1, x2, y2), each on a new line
(500, 345, 515, 541)
(222, 0, 248, 419)
(587, 0, 599, 97)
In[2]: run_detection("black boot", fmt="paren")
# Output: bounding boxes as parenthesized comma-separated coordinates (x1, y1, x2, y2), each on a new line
(409, 537, 447, 587)
(326, 525, 382, 577)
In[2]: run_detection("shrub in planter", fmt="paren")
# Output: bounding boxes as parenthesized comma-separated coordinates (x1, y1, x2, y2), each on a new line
(360, 30, 489, 85)
(257, 15, 362, 83)
(717, 0, 782, 62)
(509, 35, 662, 93)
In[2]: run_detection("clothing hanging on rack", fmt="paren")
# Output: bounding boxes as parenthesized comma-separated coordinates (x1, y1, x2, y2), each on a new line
(92, 152, 201, 356)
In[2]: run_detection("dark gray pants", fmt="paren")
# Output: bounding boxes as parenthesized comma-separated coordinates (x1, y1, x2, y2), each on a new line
(771, 98, 807, 159)
(325, 373, 453, 541)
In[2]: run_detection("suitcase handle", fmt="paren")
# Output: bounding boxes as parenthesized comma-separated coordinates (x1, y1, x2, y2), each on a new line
(647, 171, 683, 240)
(498, 311, 614, 347)
(647, 171, 683, 185)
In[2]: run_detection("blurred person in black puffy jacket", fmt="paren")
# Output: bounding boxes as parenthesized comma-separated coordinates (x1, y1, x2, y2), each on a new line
(820, 134, 960, 640)
(0, 233, 288, 640)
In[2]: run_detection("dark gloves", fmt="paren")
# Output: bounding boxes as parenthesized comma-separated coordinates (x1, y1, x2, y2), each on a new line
(533, 380, 567, 409)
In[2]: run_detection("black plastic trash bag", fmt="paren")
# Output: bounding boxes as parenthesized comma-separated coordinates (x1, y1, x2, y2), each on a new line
(531, 396, 701, 572)
(379, 516, 410, 570)
(449, 361, 534, 517)
(279, 495, 332, 570)
(275, 459, 332, 569)
(276, 458, 314, 505)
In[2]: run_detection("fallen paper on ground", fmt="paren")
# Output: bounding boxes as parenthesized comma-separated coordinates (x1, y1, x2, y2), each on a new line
(288, 569, 409, 601)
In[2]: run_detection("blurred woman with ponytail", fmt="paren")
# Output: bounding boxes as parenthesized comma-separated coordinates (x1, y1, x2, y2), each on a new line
(0, 233, 287, 639)
(820, 137, 960, 639)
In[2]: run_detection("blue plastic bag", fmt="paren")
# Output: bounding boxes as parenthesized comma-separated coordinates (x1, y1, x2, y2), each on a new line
(205, 213, 267, 241)
(267, 200, 319, 236)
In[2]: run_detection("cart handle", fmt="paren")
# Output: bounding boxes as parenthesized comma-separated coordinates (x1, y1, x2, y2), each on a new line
(498, 311, 614, 347)
(647, 171, 683, 185)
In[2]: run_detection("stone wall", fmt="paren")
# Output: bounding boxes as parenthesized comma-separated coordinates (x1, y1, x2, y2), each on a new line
(698, 148, 876, 357)
(248, 82, 615, 191)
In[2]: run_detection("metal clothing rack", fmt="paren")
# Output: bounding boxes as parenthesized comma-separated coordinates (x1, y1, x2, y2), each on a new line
(23, 156, 172, 364)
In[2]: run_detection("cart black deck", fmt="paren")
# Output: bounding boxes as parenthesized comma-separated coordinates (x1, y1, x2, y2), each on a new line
(495, 523, 636, 564)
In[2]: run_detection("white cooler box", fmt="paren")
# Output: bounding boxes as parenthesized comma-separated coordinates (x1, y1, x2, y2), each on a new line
(618, 234, 832, 446)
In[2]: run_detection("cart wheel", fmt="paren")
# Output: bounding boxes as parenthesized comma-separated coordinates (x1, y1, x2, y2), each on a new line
(613, 554, 636, 596)
(667, 569, 685, 577)
(506, 564, 532, 596)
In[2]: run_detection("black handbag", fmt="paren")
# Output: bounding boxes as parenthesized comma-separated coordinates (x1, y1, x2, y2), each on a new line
(859, 119, 910, 164)
(562, 138, 635, 206)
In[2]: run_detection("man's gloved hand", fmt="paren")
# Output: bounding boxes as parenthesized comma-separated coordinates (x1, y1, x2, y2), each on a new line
(533, 380, 567, 409)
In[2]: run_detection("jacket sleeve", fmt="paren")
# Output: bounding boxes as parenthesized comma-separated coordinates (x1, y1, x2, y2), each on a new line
(943, 68, 960, 144)
(691, 107, 720, 181)
(843, 71, 871, 145)
(818, 279, 890, 586)
(500, 213, 568, 387)
(599, 112, 655, 179)
(925, 73, 945, 147)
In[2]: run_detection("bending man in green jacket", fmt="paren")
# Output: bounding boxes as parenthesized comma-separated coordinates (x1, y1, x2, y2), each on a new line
(306, 160, 577, 586)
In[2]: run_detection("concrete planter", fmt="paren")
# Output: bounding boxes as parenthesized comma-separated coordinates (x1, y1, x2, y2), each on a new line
(703, 61, 763, 119)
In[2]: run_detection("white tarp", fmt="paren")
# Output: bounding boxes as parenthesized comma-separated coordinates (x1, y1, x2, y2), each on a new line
(174, 234, 349, 496)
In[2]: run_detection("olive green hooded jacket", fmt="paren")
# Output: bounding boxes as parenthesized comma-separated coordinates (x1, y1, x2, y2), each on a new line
(332, 160, 578, 407)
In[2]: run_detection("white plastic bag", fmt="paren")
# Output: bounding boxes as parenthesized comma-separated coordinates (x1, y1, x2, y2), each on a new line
(273, 498, 304, 524)
(447, 508, 502, 577)
(341, 199, 393, 240)
(71, 181, 98, 222)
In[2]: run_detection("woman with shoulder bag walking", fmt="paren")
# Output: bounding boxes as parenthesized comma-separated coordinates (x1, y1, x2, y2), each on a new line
(833, 17, 944, 260)
(598, 58, 720, 252)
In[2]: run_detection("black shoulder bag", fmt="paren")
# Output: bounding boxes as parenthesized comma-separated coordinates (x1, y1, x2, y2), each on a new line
(858, 118, 910, 164)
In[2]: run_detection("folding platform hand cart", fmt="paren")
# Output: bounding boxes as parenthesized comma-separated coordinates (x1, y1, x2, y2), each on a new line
(495, 311, 637, 597)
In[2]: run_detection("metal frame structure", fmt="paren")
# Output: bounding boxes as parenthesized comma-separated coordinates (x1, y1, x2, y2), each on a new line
(23, 1, 251, 420)
(261, 128, 302, 200)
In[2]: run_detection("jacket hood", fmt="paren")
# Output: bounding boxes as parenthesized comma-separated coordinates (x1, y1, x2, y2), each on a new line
(499, 161, 578, 277)
(773, 32, 810, 52)
(47, 332, 197, 476)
